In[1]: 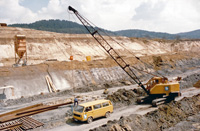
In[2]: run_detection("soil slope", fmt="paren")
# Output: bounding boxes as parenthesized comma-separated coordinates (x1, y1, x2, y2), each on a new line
(0, 27, 200, 100)
(0, 27, 200, 66)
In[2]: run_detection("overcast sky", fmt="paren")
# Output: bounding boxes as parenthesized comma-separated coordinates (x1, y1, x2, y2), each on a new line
(0, 0, 200, 34)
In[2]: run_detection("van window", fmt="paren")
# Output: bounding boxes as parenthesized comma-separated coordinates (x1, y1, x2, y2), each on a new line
(74, 105, 84, 113)
(93, 104, 101, 110)
(85, 106, 92, 112)
(102, 102, 109, 107)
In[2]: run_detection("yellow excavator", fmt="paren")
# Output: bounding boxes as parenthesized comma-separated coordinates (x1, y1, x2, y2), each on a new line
(68, 6, 181, 106)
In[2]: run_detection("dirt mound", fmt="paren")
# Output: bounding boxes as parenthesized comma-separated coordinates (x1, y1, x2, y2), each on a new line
(145, 94, 200, 130)
(90, 94, 200, 131)
(165, 114, 200, 131)
(193, 80, 200, 88)
(106, 89, 138, 106)
(180, 73, 200, 89)
(153, 56, 163, 67)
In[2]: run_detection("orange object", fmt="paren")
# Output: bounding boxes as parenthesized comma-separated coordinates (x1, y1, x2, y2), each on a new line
(86, 56, 91, 61)
(70, 56, 73, 60)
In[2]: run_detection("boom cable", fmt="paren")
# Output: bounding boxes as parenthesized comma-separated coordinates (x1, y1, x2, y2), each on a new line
(78, 12, 160, 77)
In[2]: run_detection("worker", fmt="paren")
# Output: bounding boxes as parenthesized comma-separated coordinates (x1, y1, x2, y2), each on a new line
(74, 97, 78, 106)
(103, 88, 109, 94)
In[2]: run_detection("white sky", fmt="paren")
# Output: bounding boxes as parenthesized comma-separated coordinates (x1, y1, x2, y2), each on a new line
(0, 0, 200, 34)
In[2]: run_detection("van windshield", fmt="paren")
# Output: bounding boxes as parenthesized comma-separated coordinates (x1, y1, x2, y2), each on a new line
(74, 105, 84, 113)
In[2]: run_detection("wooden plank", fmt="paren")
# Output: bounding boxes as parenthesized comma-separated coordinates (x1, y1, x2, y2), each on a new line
(0, 120, 22, 130)
(45, 75, 52, 92)
(46, 75, 57, 92)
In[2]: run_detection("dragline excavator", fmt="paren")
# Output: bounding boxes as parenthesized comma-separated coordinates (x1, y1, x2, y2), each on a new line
(68, 6, 181, 106)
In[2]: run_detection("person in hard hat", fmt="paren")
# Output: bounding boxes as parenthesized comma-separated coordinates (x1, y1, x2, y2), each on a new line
(74, 97, 78, 106)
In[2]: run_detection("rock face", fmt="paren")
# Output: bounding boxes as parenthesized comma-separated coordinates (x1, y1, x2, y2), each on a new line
(90, 94, 200, 131)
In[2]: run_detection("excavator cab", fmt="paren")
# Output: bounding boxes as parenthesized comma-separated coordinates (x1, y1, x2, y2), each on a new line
(145, 77, 167, 90)
(145, 77, 180, 96)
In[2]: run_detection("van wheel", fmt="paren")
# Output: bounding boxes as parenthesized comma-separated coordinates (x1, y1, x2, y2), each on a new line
(87, 117, 93, 124)
(105, 112, 110, 118)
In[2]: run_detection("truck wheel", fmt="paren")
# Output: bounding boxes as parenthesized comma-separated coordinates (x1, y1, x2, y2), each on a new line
(87, 117, 93, 124)
(105, 112, 110, 118)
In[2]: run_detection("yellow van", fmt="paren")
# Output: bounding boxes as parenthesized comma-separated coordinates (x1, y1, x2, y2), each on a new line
(73, 99, 113, 123)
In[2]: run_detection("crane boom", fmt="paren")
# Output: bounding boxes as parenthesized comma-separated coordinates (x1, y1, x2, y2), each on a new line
(68, 6, 149, 94)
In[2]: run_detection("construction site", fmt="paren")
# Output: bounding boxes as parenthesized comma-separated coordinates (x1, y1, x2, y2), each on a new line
(0, 7, 200, 131)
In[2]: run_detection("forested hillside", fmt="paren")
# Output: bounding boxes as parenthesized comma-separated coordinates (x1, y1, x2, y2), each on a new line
(9, 19, 200, 39)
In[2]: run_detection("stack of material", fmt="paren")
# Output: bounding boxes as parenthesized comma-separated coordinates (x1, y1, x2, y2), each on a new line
(0, 116, 43, 131)
(19, 116, 44, 130)
(0, 101, 72, 123)
(0, 119, 22, 131)
(45, 75, 57, 92)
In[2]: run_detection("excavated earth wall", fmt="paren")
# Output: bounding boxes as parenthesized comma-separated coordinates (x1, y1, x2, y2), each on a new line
(0, 57, 199, 101)
(0, 27, 200, 66)
(0, 27, 200, 102)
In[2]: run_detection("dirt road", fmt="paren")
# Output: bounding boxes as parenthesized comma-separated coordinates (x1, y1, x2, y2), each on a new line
(47, 87, 200, 131)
